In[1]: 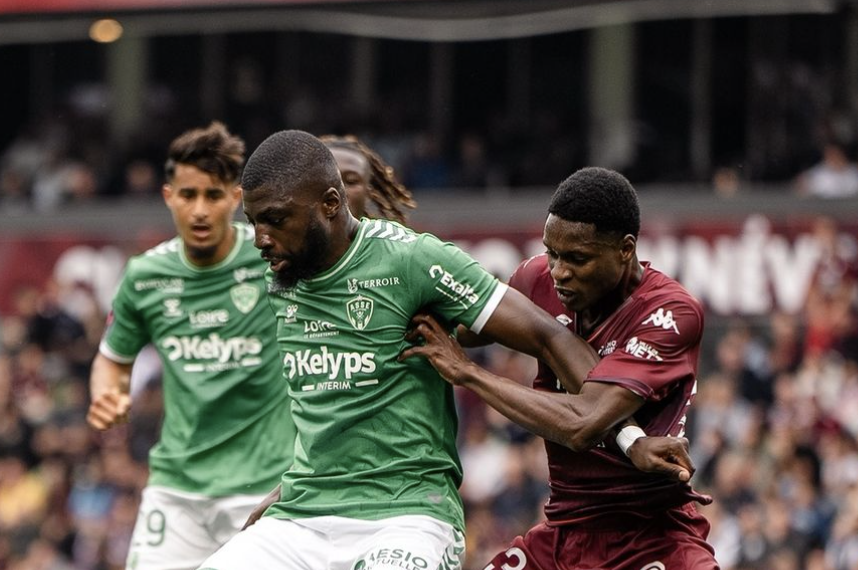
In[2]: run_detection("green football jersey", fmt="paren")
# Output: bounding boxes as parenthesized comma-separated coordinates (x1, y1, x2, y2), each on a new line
(101, 223, 293, 496)
(265, 219, 507, 531)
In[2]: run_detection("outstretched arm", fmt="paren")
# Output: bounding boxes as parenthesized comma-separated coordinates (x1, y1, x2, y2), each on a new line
(87, 353, 133, 430)
(402, 311, 695, 482)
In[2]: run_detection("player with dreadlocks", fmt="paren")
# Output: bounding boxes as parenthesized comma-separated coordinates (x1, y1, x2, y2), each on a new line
(320, 134, 416, 225)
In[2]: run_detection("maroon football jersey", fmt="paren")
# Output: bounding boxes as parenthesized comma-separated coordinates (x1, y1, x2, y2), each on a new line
(509, 254, 711, 526)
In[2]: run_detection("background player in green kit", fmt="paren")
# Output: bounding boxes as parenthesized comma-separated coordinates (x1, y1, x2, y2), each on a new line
(198, 130, 695, 570)
(86, 122, 295, 570)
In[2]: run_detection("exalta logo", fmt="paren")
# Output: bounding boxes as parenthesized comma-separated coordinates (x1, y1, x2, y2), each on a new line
(428, 264, 480, 304)
(282, 346, 376, 380)
(162, 334, 262, 363)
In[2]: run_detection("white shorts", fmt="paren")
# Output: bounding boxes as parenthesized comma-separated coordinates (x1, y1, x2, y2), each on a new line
(126, 486, 267, 570)
(198, 514, 466, 570)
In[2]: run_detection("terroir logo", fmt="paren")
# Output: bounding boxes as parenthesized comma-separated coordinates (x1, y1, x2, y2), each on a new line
(428, 264, 479, 304)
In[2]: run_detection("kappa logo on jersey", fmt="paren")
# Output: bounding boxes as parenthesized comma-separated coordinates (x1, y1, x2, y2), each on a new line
(233, 267, 264, 283)
(162, 333, 263, 370)
(347, 276, 402, 294)
(282, 346, 376, 380)
(625, 337, 663, 361)
(642, 307, 680, 334)
(429, 264, 480, 305)
(230, 283, 259, 314)
(189, 309, 229, 328)
(346, 295, 374, 330)
(134, 277, 184, 293)
(163, 298, 183, 318)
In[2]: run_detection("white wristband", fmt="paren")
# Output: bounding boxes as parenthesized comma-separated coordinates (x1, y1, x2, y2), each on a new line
(616, 425, 647, 456)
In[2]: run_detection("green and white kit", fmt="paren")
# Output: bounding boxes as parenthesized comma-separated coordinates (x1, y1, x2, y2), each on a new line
(102, 223, 293, 495)
(101, 223, 294, 570)
(264, 218, 507, 533)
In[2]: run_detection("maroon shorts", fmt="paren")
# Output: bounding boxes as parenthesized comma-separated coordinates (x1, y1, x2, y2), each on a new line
(481, 503, 719, 570)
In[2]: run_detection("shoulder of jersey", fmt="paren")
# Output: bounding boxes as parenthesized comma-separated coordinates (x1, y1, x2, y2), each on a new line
(126, 237, 182, 271)
(362, 219, 418, 245)
(639, 267, 702, 312)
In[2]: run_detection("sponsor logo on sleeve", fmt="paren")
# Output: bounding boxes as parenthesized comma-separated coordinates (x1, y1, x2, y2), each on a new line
(230, 283, 259, 314)
(624, 337, 663, 361)
(642, 307, 680, 334)
(429, 264, 480, 305)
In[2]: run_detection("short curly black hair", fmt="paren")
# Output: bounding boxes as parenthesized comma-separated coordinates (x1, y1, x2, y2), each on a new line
(548, 167, 640, 238)
(242, 130, 344, 200)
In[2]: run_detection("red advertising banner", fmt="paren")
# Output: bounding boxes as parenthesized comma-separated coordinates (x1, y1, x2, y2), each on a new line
(1, 214, 856, 318)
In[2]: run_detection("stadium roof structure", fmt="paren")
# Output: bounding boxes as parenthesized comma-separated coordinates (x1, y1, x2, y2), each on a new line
(0, 0, 843, 45)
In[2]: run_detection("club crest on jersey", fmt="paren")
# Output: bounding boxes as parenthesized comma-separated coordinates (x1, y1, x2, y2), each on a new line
(346, 295, 374, 330)
(230, 283, 259, 314)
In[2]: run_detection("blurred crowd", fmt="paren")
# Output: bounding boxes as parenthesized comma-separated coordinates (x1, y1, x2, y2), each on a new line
(3, 79, 858, 213)
(1, 216, 857, 570)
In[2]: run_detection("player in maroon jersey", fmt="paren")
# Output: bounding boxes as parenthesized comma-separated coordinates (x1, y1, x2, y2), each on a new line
(403, 167, 719, 569)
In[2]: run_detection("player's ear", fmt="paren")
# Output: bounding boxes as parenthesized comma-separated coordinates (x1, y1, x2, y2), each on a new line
(320, 187, 343, 219)
(620, 234, 636, 261)
(161, 183, 172, 204)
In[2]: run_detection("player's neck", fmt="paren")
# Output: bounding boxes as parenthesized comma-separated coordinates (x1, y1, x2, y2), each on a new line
(318, 215, 361, 273)
(580, 259, 644, 334)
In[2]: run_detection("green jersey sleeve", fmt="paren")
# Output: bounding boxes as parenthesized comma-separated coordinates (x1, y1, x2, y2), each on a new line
(99, 263, 150, 363)
(408, 232, 508, 333)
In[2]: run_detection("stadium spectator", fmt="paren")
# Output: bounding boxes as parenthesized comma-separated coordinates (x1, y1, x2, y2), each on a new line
(795, 140, 858, 198)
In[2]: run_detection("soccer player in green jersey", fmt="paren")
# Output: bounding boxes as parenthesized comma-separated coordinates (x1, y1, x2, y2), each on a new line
(86, 122, 296, 570)
(198, 130, 694, 570)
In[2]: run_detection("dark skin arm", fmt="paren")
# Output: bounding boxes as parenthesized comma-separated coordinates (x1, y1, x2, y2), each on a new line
(242, 483, 281, 530)
(401, 300, 694, 481)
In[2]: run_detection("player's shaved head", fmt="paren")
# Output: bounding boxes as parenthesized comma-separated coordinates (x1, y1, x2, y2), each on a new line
(242, 130, 344, 201)
(549, 166, 640, 239)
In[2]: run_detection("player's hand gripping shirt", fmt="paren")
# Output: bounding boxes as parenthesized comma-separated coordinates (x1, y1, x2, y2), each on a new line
(100, 223, 294, 496)
(509, 255, 711, 525)
(264, 219, 506, 531)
